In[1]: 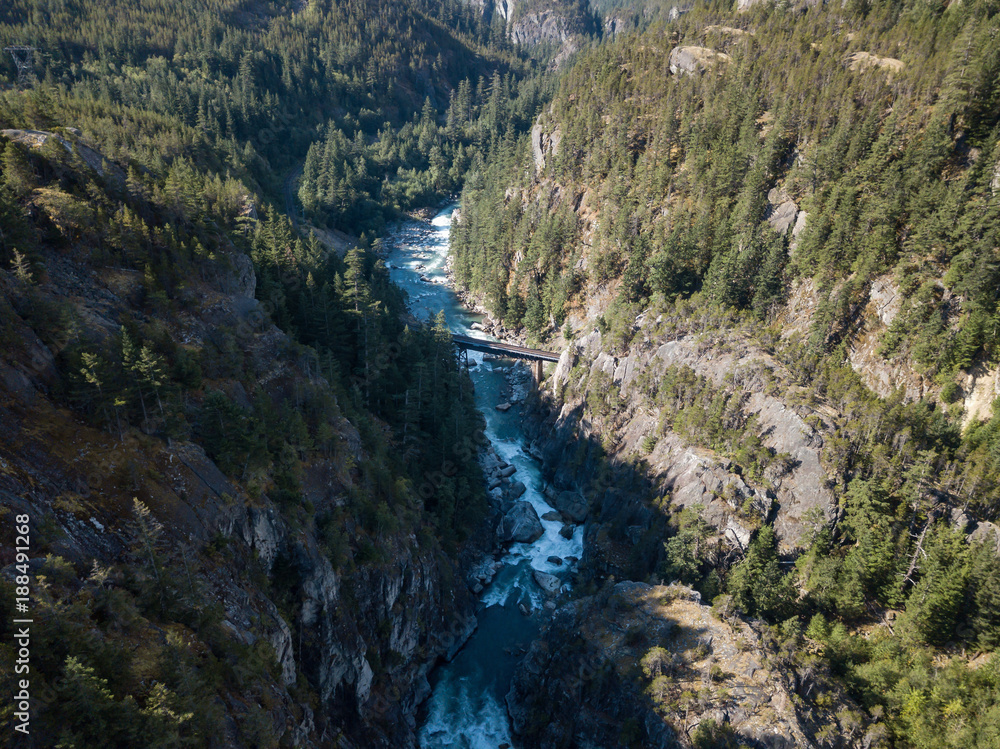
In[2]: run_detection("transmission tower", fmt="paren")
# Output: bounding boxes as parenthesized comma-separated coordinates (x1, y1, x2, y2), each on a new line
(4, 46, 37, 86)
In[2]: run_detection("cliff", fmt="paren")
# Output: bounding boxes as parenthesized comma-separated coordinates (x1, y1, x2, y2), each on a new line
(507, 582, 864, 748)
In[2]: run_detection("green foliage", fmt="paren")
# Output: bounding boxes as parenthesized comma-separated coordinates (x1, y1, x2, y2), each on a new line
(691, 718, 741, 749)
(727, 525, 794, 621)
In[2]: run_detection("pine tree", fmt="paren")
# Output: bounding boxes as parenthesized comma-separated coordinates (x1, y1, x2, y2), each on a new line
(728, 525, 794, 620)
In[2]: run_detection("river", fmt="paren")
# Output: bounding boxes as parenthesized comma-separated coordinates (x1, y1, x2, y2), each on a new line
(383, 204, 583, 748)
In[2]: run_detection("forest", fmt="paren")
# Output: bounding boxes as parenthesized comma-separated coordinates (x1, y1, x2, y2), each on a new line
(2, 0, 1000, 745)
(451, 0, 1000, 745)
(0, 0, 552, 744)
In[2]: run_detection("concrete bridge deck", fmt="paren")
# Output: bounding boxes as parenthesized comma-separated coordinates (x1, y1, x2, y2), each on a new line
(451, 334, 561, 363)
(451, 334, 560, 386)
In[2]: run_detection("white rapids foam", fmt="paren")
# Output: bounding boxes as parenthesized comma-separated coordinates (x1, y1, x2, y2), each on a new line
(420, 674, 514, 749)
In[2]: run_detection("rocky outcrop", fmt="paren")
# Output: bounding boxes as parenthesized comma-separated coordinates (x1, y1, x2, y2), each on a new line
(849, 51, 905, 77)
(530, 122, 562, 173)
(766, 186, 801, 235)
(961, 362, 1000, 427)
(546, 486, 588, 522)
(845, 275, 938, 401)
(669, 45, 730, 75)
(535, 327, 836, 554)
(508, 582, 855, 748)
(467, 0, 592, 65)
(1, 128, 127, 187)
(511, 10, 577, 46)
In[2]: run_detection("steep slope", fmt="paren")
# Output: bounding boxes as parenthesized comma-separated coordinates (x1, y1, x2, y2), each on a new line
(0, 0, 532, 744)
(453, 0, 1000, 745)
(0, 117, 492, 748)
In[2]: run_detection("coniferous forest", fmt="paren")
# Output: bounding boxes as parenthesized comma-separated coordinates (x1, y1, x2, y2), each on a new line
(1, 0, 1000, 746)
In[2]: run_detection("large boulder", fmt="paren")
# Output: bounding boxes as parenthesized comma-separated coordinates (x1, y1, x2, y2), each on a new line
(499, 502, 545, 544)
(533, 569, 561, 595)
(552, 490, 588, 523)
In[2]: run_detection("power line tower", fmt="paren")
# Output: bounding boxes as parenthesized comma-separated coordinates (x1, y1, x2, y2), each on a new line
(4, 46, 37, 86)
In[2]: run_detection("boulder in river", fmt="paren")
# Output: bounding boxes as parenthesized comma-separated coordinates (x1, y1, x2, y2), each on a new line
(498, 464, 518, 479)
(541, 510, 563, 522)
(559, 524, 575, 540)
(496, 402, 512, 412)
(547, 556, 563, 566)
(533, 570, 561, 595)
(510, 480, 527, 499)
(499, 501, 545, 544)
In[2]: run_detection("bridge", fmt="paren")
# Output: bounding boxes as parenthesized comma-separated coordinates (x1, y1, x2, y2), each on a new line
(451, 334, 560, 386)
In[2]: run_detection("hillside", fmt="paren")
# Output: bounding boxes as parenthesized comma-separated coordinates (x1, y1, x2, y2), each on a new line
(0, 0, 539, 745)
(452, 0, 1000, 745)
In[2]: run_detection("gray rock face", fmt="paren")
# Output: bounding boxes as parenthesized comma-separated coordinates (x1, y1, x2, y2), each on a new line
(552, 345, 576, 393)
(530, 121, 563, 174)
(668, 45, 730, 75)
(789, 209, 808, 253)
(229, 252, 257, 298)
(499, 501, 545, 543)
(511, 10, 575, 46)
(531, 123, 546, 172)
(532, 328, 836, 554)
(766, 187, 800, 235)
(552, 489, 588, 522)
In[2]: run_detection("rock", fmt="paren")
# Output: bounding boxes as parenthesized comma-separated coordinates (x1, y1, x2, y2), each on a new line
(499, 464, 518, 478)
(559, 524, 575, 539)
(766, 198, 799, 235)
(488, 478, 503, 491)
(790, 209, 808, 244)
(668, 46, 730, 76)
(498, 502, 545, 544)
(510, 481, 527, 499)
(519, 603, 531, 616)
(547, 556, 563, 566)
(472, 582, 484, 594)
(541, 510, 563, 522)
(531, 123, 547, 172)
(507, 582, 835, 747)
(533, 570, 561, 595)
(496, 402, 512, 412)
(849, 50, 905, 76)
(552, 490, 588, 522)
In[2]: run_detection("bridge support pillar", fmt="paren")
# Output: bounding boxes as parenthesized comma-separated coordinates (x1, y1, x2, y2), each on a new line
(531, 359, 543, 389)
